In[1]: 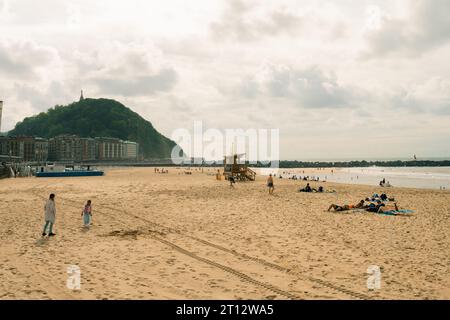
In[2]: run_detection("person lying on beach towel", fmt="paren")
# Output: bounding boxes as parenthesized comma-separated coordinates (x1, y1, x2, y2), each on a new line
(366, 202, 414, 216)
(376, 202, 396, 213)
(365, 201, 387, 213)
(328, 200, 365, 212)
(366, 201, 402, 213)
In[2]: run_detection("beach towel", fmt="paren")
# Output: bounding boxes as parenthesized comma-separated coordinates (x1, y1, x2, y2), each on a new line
(328, 208, 365, 214)
(349, 209, 366, 213)
(378, 209, 415, 216)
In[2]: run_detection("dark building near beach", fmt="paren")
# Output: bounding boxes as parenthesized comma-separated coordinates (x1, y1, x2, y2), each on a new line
(48, 135, 96, 162)
(34, 137, 49, 162)
(0, 136, 48, 162)
(0, 136, 8, 156)
(48, 135, 78, 162)
(81, 138, 97, 161)
(1, 134, 138, 163)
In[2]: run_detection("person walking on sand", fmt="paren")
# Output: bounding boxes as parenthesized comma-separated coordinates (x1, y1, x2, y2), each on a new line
(81, 200, 92, 227)
(267, 174, 275, 195)
(229, 175, 236, 188)
(42, 194, 56, 237)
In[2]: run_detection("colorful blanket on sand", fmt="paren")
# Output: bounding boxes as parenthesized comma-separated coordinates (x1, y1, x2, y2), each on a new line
(377, 209, 415, 216)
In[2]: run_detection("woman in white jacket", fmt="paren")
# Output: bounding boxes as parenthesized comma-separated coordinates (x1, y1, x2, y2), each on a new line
(43, 194, 56, 237)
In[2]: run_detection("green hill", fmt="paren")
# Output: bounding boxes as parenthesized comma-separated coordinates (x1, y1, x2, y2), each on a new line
(9, 98, 179, 159)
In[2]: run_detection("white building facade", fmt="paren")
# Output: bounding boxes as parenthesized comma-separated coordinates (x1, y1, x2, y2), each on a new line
(122, 141, 139, 160)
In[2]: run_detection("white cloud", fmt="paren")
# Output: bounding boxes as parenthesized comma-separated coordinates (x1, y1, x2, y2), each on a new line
(210, 0, 303, 42)
(365, 5, 383, 31)
(229, 63, 357, 109)
(363, 0, 450, 58)
(0, 40, 59, 79)
(79, 42, 179, 96)
(389, 77, 450, 115)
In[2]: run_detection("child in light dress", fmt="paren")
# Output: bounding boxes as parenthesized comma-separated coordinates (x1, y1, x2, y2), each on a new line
(81, 200, 92, 227)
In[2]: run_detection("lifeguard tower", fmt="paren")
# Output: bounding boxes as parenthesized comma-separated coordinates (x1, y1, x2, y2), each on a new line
(223, 153, 256, 181)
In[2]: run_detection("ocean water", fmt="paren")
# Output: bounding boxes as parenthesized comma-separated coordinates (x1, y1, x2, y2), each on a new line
(260, 167, 450, 190)
(330, 167, 450, 190)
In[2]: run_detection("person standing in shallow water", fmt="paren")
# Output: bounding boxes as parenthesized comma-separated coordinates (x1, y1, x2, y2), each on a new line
(42, 194, 56, 237)
(81, 200, 92, 227)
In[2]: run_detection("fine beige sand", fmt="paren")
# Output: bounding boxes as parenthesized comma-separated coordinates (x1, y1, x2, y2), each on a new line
(0, 167, 449, 300)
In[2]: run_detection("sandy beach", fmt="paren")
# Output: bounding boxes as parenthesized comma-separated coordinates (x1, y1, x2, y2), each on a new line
(0, 167, 449, 300)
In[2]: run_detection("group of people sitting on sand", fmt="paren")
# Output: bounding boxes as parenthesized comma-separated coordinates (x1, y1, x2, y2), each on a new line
(379, 178, 392, 187)
(278, 174, 322, 182)
(326, 193, 411, 215)
(264, 177, 333, 195)
(301, 176, 321, 182)
(154, 168, 169, 174)
(298, 182, 338, 193)
(365, 193, 395, 202)
(298, 183, 325, 193)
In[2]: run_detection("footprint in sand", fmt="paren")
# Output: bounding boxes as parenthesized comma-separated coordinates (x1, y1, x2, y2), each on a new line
(35, 238, 49, 246)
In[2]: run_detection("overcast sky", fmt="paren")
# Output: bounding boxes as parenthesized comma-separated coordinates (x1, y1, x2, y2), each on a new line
(1, 0, 449, 160)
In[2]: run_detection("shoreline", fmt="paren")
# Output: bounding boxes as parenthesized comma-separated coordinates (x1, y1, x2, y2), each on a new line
(252, 167, 450, 192)
(4, 165, 450, 192)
